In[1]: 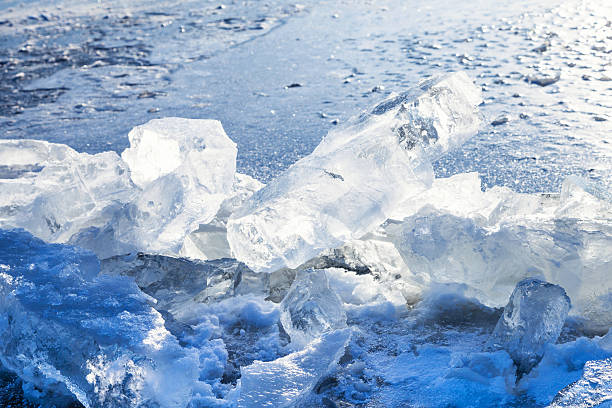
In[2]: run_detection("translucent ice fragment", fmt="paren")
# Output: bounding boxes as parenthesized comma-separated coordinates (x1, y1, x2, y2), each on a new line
(228, 72, 482, 272)
(118, 118, 238, 254)
(0, 140, 134, 244)
(280, 269, 347, 347)
(0, 229, 200, 408)
(486, 278, 571, 376)
(237, 328, 351, 407)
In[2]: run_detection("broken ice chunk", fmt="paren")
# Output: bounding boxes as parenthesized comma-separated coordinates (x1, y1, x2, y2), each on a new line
(121, 117, 237, 191)
(227, 72, 482, 272)
(486, 278, 571, 376)
(117, 118, 238, 254)
(0, 139, 134, 244)
(237, 328, 351, 407)
(550, 357, 612, 407)
(0, 229, 201, 408)
(280, 269, 347, 347)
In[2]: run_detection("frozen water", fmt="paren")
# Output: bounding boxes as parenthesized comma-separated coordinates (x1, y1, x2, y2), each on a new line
(180, 173, 264, 261)
(280, 269, 347, 348)
(227, 72, 482, 272)
(118, 118, 238, 254)
(0, 139, 134, 245)
(0, 229, 203, 408)
(237, 328, 351, 407)
(486, 278, 571, 376)
(550, 357, 612, 407)
(386, 176, 612, 330)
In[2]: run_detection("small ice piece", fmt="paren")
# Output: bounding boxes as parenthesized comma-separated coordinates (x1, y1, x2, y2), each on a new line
(237, 328, 351, 407)
(486, 278, 571, 376)
(227, 72, 482, 272)
(550, 357, 612, 407)
(0, 229, 201, 408)
(280, 269, 347, 347)
(118, 118, 238, 254)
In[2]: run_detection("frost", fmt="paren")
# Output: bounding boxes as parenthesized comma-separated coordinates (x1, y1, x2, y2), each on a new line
(237, 328, 351, 407)
(550, 357, 612, 407)
(280, 269, 347, 348)
(227, 72, 482, 272)
(486, 278, 571, 376)
(0, 229, 202, 408)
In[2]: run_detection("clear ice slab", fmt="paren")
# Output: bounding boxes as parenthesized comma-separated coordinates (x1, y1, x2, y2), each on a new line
(486, 278, 571, 376)
(280, 269, 347, 348)
(0, 229, 201, 408)
(227, 72, 482, 272)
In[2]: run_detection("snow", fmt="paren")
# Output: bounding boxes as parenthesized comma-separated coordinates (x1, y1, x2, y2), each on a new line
(227, 72, 482, 273)
(486, 278, 571, 376)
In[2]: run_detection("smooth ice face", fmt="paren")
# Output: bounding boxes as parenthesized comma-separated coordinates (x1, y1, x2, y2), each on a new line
(386, 176, 612, 330)
(550, 357, 612, 407)
(227, 72, 482, 272)
(0, 229, 201, 408)
(486, 278, 571, 376)
(237, 328, 351, 407)
(0, 140, 134, 244)
(117, 118, 238, 254)
(280, 269, 347, 348)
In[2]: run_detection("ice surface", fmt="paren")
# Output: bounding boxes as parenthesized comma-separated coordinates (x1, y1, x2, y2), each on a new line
(227, 72, 482, 272)
(280, 269, 347, 348)
(486, 278, 571, 375)
(180, 173, 264, 261)
(0, 139, 134, 245)
(386, 176, 612, 329)
(118, 118, 238, 254)
(0, 229, 203, 408)
(237, 328, 351, 407)
(550, 357, 612, 407)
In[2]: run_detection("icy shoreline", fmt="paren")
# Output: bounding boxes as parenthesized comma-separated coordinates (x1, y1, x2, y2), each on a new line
(0, 73, 610, 407)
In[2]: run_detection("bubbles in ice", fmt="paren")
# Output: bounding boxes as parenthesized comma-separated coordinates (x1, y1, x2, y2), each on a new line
(486, 278, 571, 376)
(280, 269, 347, 348)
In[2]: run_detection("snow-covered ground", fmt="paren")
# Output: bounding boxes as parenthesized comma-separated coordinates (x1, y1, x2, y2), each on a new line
(0, 0, 611, 407)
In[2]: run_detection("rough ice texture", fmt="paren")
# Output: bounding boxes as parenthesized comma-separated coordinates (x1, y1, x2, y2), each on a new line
(0, 119, 243, 259)
(0, 229, 201, 408)
(550, 357, 612, 407)
(237, 328, 351, 407)
(486, 278, 571, 375)
(227, 72, 482, 272)
(386, 175, 612, 330)
(118, 118, 238, 254)
(0, 139, 134, 245)
(280, 269, 347, 347)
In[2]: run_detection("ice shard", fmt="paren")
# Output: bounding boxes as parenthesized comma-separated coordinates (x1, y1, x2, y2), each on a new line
(237, 328, 351, 407)
(227, 72, 482, 272)
(486, 278, 571, 376)
(280, 269, 347, 347)
(0, 229, 201, 408)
